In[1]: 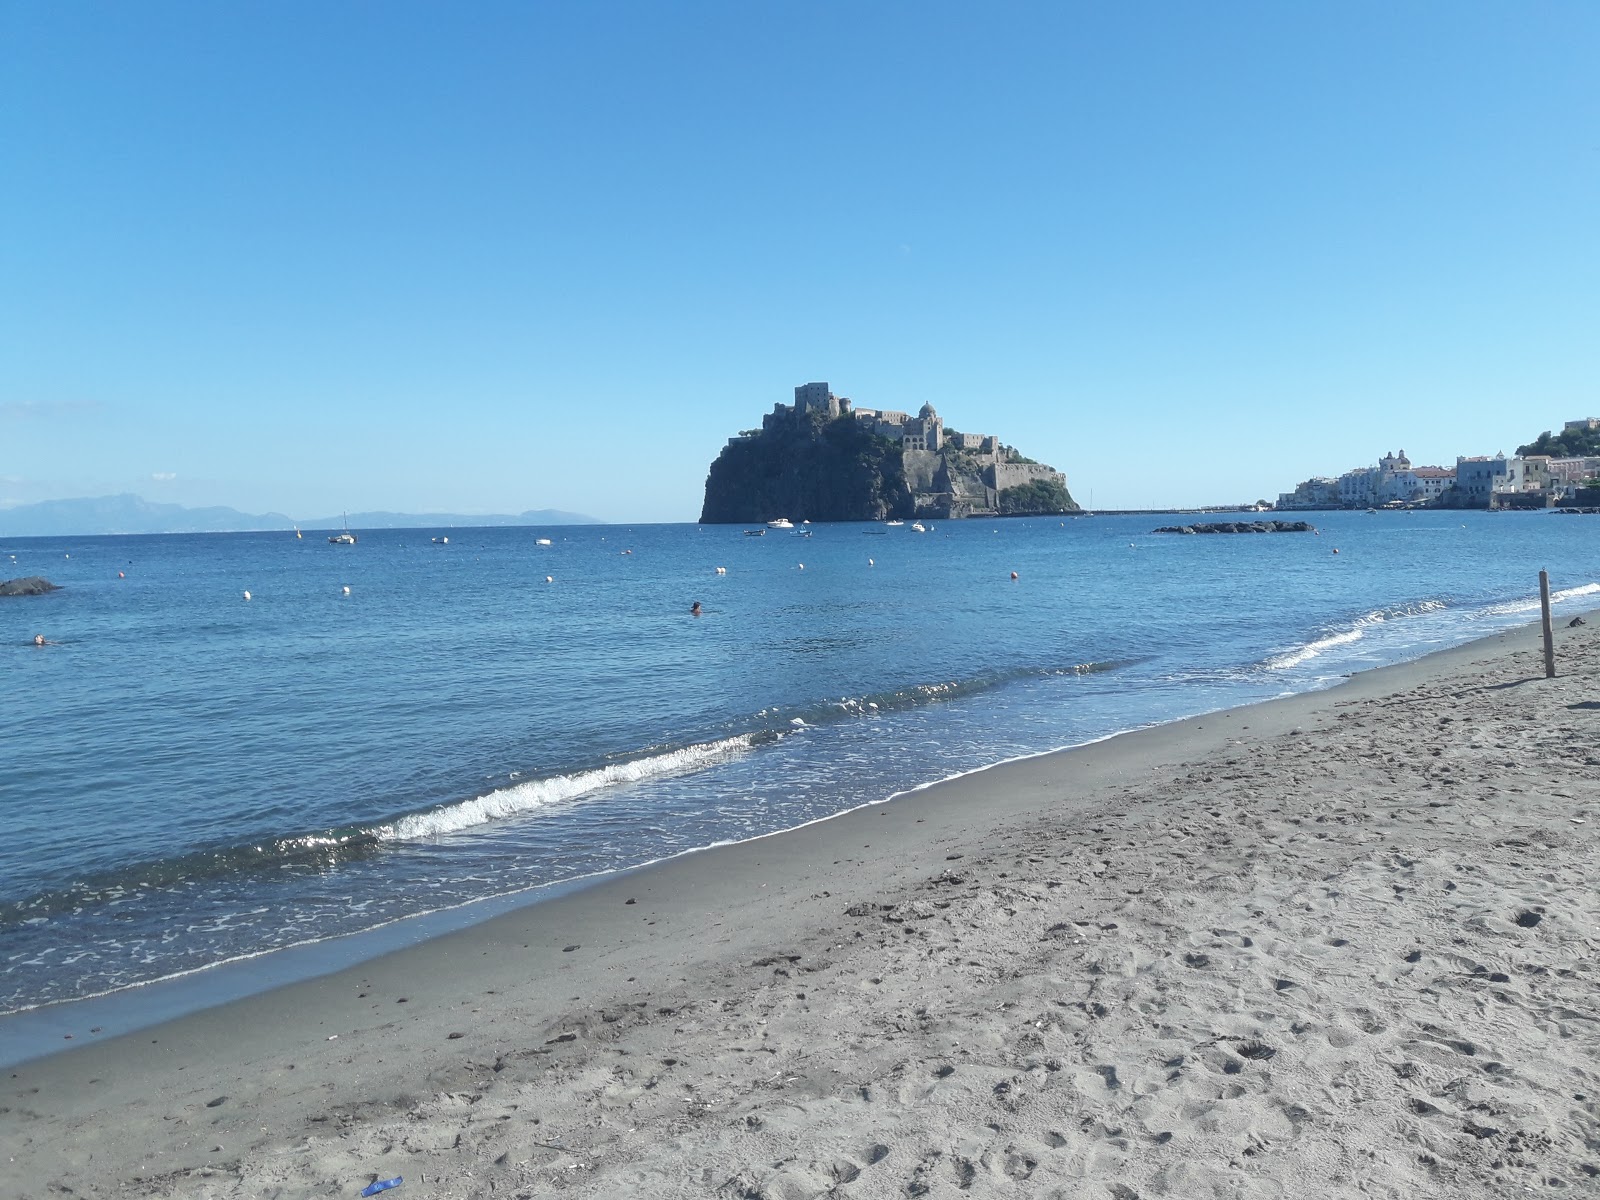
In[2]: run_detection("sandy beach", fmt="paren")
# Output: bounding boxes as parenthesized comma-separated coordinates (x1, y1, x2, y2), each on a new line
(6, 616, 1598, 1199)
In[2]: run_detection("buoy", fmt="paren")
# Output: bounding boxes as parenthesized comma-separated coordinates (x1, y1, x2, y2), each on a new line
(342, 586, 351, 595)
(798, 563, 805, 570)
(118, 571, 125, 578)
(1010, 571, 1019, 580)
(868, 558, 874, 566)
(1332, 548, 1340, 555)
(715, 566, 726, 575)
(242, 590, 252, 600)
(545, 575, 554, 583)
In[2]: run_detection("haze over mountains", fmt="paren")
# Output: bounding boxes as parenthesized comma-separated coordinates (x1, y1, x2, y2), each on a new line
(0, 494, 600, 537)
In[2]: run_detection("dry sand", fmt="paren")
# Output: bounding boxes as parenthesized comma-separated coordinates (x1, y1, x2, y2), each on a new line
(5, 618, 1598, 1198)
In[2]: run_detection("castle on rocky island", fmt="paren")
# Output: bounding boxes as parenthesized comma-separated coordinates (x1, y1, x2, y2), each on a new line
(701, 381, 1076, 523)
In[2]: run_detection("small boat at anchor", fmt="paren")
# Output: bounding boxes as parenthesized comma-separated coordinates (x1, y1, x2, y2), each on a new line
(328, 513, 357, 545)
(766, 518, 794, 529)
(743, 528, 767, 537)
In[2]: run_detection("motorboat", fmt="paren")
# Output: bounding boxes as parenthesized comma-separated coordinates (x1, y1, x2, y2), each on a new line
(910, 522, 927, 533)
(885, 520, 904, 527)
(743, 528, 767, 537)
(535, 538, 552, 546)
(431, 536, 449, 544)
(766, 518, 794, 529)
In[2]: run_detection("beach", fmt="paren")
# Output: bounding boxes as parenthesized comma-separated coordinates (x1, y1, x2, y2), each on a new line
(6, 614, 1598, 1199)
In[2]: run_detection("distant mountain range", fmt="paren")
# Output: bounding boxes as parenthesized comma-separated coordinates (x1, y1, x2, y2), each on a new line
(0, 494, 601, 537)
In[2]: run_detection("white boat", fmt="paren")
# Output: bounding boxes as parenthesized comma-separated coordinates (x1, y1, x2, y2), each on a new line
(911, 522, 927, 533)
(431, 536, 449, 544)
(535, 538, 552, 546)
(885, 520, 904, 527)
(328, 513, 357, 545)
(766, 518, 794, 529)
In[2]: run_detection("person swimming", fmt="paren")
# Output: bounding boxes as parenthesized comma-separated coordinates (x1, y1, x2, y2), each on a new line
(32, 634, 57, 646)
(690, 601, 702, 616)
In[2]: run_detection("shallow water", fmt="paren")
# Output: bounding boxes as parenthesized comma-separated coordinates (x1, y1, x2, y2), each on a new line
(1, 510, 1594, 1016)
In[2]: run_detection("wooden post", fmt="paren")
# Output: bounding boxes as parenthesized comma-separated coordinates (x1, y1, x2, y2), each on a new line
(1540, 569, 1556, 679)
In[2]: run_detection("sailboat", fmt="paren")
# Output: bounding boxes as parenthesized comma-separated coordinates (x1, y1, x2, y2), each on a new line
(328, 513, 357, 545)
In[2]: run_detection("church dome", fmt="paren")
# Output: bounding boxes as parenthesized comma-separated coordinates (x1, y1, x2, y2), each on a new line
(918, 402, 938, 419)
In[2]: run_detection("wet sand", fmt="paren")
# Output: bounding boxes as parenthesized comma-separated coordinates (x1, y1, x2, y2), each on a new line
(6, 617, 1598, 1198)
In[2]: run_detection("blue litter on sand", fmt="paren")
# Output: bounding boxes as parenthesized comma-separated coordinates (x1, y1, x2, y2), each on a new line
(361, 1179, 402, 1196)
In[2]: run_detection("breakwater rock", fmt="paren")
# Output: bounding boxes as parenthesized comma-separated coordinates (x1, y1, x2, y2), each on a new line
(0, 576, 61, 596)
(1153, 521, 1316, 535)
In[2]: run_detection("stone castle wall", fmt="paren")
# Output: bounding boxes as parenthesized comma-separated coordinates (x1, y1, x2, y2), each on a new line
(990, 462, 1065, 492)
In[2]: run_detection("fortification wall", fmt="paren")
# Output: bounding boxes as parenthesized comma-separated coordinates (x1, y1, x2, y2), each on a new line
(991, 462, 1065, 491)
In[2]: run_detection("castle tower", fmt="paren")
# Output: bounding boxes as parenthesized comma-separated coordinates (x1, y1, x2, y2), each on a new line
(794, 382, 839, 418)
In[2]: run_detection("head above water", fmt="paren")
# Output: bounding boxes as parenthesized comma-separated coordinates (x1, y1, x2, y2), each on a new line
(690, 601, 702, 616)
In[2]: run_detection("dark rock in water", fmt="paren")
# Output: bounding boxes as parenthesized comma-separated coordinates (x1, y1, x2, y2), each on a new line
(1152, 521, 1315, 535)
(0, 576, 61, 597)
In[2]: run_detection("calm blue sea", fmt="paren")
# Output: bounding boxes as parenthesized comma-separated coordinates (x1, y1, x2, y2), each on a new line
(1, 512, 1595, 1031)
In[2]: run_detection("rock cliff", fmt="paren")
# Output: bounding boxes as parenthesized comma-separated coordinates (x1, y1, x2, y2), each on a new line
(700, 406, 1076, 523)
(700, 408, 913, 524)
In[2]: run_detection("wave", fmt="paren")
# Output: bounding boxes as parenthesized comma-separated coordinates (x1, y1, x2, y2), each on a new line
(382, 734, 767, 841)
(1, 656, 1142, 926)
(1262, 599, 1448, 670)
(1263, 581, 1600, 673)
(1477, 580, 1600, 618)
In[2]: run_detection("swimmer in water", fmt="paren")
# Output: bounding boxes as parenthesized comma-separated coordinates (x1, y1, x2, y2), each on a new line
(32, 634, 57, 646)
(690, 601, 702, 616)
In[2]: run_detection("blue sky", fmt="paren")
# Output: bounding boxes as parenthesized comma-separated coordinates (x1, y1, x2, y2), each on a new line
(3, 2, 1596, 520)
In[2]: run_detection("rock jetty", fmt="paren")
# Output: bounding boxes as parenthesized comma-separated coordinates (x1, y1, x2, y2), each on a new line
(1153, 520, 1316, 535)
(0, 576, 61, 596)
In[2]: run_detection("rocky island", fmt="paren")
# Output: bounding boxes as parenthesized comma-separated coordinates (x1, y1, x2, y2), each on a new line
(0, 576, 61, 597)
(700, 382, 1077, 523)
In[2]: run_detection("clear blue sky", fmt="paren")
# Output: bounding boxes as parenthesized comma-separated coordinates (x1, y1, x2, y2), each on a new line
(3, 2, 1596, 520)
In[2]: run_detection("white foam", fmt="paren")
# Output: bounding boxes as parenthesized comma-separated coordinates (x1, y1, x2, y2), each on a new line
(1264, 599, 1448, 671)
(1478, 581, 1600, 617)
(384, 735, 760, 841)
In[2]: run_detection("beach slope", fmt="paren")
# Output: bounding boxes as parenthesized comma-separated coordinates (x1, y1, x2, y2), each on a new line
(6, 620, 1598, 1198)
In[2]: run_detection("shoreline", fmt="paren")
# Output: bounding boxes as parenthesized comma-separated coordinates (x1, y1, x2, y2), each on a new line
(0, 622, 1510, 1065)
(7, 614, 1598, 1197)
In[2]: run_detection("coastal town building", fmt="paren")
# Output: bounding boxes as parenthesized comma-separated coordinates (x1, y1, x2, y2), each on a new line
(1281, 449, 1456, 508)
(1278, 424, 1600, 510)
(1454, 455, 1510, 504)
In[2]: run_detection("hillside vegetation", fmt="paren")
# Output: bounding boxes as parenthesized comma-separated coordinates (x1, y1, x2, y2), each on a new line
(1518, 426, 1600, 458)
(700, 409, 914, 523)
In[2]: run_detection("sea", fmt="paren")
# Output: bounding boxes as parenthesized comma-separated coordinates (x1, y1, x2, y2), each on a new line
(1, 510, 1595, 1062)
